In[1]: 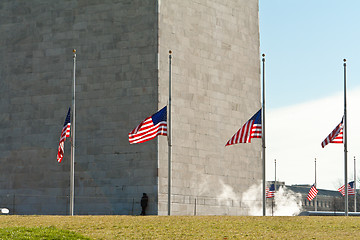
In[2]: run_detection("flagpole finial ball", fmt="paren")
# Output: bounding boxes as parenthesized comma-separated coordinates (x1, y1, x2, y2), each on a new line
(343, 59, 346, 62)
(73, 49, 76, 53)
(169, 50, 172, 54)
(262, 53, 265, 57)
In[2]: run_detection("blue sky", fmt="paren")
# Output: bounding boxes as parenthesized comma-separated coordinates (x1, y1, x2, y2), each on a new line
(259, 1, 360, 190)
(260, 0, 360, 109)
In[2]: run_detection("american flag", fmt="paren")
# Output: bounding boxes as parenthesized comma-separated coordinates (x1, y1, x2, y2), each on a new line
(266, 184, 275, 198)
(57, 108, 71, 163)
(225, 109, 262, 146)
(307, 184, 318, 201)
(129, 106, 167, 144)
(338, 181, 355, 196)
(348, 181, 356, 195)
(321, 117, 343, 148)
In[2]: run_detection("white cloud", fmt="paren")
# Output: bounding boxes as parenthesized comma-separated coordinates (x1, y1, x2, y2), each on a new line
(266, 87, 360, 190)
(241, 183, 303, 216)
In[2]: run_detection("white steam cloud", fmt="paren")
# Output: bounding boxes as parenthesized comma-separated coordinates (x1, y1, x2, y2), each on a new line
(241, 183, 303, 216)
(217, 180, 240, 207)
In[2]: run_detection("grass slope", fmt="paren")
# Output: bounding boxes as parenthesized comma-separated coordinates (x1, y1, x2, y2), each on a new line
(0, 215, 359, 239)
(0, 226, 90, 240)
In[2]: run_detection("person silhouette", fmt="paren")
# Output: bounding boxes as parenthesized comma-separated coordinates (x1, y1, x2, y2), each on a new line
(140, 193, 148, 215)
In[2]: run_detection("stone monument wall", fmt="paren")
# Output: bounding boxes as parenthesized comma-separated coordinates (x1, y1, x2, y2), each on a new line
(157, 0, 261, 215)
(0, 0, 260, 215)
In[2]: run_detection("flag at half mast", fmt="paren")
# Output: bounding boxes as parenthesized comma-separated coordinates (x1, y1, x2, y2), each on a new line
(225, 109, 262, 146)
(57, 108, 71, 163)
(266, 184, 275, 198)
(129, 106, 167, 144)
(321, 117, 343, 148)
(307, 184, 318, 201)
(338, 181, 355, 196)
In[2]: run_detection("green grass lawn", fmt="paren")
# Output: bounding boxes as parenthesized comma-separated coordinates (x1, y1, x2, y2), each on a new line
(0, 226, 91, 240)
(0, 215, 359, 239)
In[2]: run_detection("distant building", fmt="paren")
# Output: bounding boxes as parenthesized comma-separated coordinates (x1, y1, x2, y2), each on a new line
(287, 184, 339, 211)
(267, 181, 359, 212)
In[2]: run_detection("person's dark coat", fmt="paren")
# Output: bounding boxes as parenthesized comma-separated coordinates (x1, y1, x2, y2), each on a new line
(140, 193, 148, 215)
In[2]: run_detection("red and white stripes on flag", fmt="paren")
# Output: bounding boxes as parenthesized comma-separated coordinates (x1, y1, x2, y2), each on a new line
(129, 106, 167, 144)
(265, 186, 269, 197)
(321, 117, 343, 148)
(266, 184, 275, 198)
(307, 185, 318, 201)
(338, 181, 355, 196)
(225, 109, 262, 146)
(57, 108, 71, 163)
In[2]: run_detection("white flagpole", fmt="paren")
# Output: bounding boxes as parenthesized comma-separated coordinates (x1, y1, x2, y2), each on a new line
(354, 156, 356, 212)
(262, 53, 266, 216)
(343, 59, 348, 216)
(168, 50, 172, 216)
(315, 158, 317, 212)
(272, 159, 276, 216)
(70, 49, 76, 216)
(274, 159, 276, 190)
